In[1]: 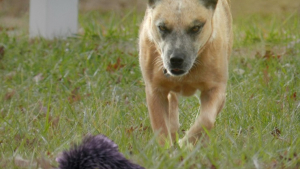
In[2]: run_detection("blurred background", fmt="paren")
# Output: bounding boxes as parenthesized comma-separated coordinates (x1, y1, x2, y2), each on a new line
(0, 0, 299, 30)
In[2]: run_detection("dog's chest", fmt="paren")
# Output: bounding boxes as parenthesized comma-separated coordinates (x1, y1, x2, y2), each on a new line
(177, 85, 197, 96)
(166, 82, 199, 96)
(157, 73, 205, 96)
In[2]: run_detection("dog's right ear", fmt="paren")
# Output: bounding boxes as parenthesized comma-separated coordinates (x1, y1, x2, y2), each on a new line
(148, 0, 160, 8)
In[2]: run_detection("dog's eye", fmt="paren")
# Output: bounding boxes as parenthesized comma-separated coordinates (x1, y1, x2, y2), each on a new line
(190, 26, 201, 33)
(158, 25, 169, 32)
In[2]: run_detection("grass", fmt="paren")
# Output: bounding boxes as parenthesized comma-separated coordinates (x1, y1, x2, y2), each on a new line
(0, 10, 300, 168)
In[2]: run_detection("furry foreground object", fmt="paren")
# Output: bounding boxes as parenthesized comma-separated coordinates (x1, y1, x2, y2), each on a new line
(56, 134, 144, 169)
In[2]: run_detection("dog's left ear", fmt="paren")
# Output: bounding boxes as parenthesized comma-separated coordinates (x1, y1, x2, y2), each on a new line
(201, 0, 218, 10)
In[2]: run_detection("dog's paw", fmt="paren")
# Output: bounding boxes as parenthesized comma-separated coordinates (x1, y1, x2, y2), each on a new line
(178, 137, 193, 150)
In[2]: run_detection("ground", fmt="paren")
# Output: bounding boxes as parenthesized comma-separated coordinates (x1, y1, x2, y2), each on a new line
(0, 0, 300, 169)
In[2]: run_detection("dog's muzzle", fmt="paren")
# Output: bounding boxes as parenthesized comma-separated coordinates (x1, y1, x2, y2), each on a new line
(169, 54, 186, 76)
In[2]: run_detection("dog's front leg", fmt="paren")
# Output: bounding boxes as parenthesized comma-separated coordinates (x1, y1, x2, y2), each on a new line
(145, 86, 172, 145)
(181, 85, 226, 145)
(168, 92, 180, 141)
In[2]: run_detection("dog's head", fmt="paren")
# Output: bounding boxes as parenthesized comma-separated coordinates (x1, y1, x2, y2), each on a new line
(147, 0, 217, 77)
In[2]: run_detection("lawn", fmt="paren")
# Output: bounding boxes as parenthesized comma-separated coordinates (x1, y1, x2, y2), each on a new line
(0, 9, 300, 169)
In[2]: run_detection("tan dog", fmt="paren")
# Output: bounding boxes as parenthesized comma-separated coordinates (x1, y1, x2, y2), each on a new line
(139, 0, 232, 146)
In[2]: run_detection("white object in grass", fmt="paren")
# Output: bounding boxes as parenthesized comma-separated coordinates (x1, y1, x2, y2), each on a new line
(29, 0, 78, 39)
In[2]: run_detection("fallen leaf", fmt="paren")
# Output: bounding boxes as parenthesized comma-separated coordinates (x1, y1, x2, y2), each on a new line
(263, 67, 270, 85)
(25, 138, 37, 147)
(14, 155, 32, 168)
(264, 50, 273, 60)
(0, 45, 4, 60)
(279, 152, 293, 162)
(263, 50, 281, 60)
(0, 109, 4, 118)
(5, 71, 16, 80)
(249, 94, 254, 100)
(270, 160, 278, 168)
(126, 124, 150, 135)
(116, 75, 122, 84)
(81, 68, 87, 75)
(256, 50, 281, 60)
(234, 68, 245, 75)
(13, 155, 53, 169)
(78, 27, 85, 35)
(0, 26, 15, 32)
(33, 73, 44, 83)
(47, 115, 60, 127)
(4, 90, 15, 100)
(68, 87, 81, 103)
(128, 52, 137, 57)
(126, 126, 134, 135)
(0, 158, 9, 168)
(36, 156, 53, 169)
(39, 103, 48, 113)
(291, 92, 297, 101)
(138, 123, 150, 132)
(211, 164, 217, 169)
(248, 126, 254, 131)
(106, 57, 125, 72)
(271, 127, 281, 138)
(124, 95, 130, 105)
(19, 105, 25, 113)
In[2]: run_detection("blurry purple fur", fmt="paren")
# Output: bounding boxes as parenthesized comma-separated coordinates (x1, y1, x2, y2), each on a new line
(56, 134, 144, 169)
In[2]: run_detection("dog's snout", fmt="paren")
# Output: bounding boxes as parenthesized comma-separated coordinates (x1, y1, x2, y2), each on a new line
(170, 54, 184, 67)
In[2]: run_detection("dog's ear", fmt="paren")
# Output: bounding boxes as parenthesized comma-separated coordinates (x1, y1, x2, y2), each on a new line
(201, 0, 218, 9)
(148, 0, 160, 8)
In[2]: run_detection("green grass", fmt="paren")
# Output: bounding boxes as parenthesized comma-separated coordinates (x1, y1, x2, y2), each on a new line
(0, 11, 300, 168)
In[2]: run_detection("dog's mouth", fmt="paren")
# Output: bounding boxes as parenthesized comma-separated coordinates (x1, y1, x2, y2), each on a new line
(171, 69, 185, 75)
(163, 68, 186, 77)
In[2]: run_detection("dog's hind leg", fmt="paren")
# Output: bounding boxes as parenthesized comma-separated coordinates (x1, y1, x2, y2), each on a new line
(180, 85, 226, 145)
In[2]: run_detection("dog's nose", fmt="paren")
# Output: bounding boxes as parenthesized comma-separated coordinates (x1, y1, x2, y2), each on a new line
(170, 55, 184, 67)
